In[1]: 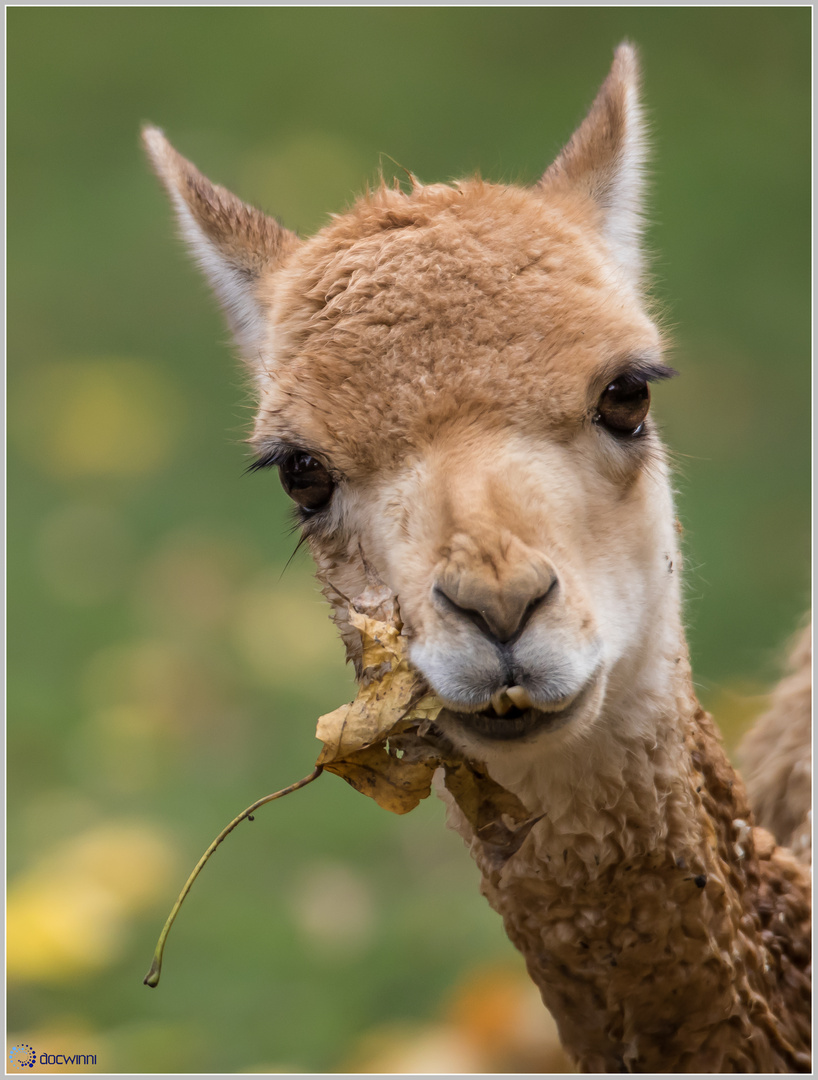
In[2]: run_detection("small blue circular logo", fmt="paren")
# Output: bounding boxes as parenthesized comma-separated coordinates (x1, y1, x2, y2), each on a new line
(9, 1044, 36, 1069)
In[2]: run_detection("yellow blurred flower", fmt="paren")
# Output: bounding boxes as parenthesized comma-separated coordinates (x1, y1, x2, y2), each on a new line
(11, 358, 183, 477)
(7, 822, 177, 983)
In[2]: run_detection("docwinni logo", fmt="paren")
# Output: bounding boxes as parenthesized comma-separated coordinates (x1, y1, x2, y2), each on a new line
(8, 1045, 98, 1068)
(8, 1045, 36, 1069)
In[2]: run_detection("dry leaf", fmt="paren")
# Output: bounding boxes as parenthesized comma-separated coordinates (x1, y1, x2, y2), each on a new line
(315, 610, 418, 766)
(319, 742, 441, 814)
(315, 589, 443, 814)
(443, 761, 543, 865)
(314, 590, 540, 846)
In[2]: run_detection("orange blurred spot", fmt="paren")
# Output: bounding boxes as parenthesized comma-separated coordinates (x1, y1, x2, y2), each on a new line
(446, 963, 526, 1056)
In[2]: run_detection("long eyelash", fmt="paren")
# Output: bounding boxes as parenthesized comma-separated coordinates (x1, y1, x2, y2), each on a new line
(635, 361, 678, 383)
(244, 445, 291, 474)
(599, 358, 678, 391)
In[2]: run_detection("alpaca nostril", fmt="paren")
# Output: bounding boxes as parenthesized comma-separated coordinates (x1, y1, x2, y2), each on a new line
(432, 574, 558, 645)
(433, 584, 494, 638)
(516, 578, 558, 637)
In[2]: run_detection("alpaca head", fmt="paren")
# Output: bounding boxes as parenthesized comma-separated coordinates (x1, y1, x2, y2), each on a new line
(145, 44, 683, 768)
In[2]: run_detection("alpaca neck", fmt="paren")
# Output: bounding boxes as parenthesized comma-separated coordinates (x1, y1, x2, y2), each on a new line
(445, 641, 811, 1072)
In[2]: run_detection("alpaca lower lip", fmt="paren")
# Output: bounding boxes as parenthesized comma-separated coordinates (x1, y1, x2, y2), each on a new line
(446, 684, 591, 741)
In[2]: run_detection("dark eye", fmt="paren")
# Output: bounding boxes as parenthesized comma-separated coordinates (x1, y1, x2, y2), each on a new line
(594, 376, 651, 436)
(279, 452, 335, 512)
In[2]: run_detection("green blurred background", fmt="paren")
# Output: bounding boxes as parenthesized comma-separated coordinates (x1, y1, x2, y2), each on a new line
(8, 7, 810, 1074)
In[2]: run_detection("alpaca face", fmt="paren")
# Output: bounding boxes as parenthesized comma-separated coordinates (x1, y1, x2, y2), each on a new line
(144, 45, 682, 761)
(246, 179, 678, 758)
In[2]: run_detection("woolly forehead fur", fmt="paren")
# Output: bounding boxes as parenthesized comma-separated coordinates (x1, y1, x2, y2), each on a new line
(252, 179, 661, 472)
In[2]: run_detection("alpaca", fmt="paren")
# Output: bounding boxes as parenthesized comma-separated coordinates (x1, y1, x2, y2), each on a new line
(739, 623, 811, 863)
(143, 44, 811, 1073)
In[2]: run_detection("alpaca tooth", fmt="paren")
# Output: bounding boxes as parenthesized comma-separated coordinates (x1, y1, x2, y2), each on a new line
(505, 686, 533, 709)
(491, 688, 512, 715)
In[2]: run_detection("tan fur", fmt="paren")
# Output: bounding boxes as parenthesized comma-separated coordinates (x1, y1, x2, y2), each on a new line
(145, 43, 810, 1073)
(740, 623, 812, 861)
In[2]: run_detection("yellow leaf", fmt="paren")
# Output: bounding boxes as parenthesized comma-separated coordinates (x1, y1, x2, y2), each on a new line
(314, 661, 419, 767)
(315, 590, 538, 849)
(315, 593, 443, 811)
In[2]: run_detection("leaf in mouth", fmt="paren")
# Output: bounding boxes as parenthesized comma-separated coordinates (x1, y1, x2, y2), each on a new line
(315, 585, 444, 814)
(315, 588, 540, 855)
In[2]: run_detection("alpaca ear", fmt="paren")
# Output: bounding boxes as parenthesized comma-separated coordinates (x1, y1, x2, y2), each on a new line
(539, 43, 646, 283)
(142, 126, 299, 355)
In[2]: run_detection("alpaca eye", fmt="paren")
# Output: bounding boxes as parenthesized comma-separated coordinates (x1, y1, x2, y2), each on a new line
(279, 452, 335, 512)
(594, 377, 651, 436)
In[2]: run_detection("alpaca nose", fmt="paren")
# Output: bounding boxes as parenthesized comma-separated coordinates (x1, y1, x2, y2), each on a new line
(434, 554, 558, 645)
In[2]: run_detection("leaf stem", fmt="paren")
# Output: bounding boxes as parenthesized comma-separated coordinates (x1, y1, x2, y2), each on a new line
(143, 765, 324, 988)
